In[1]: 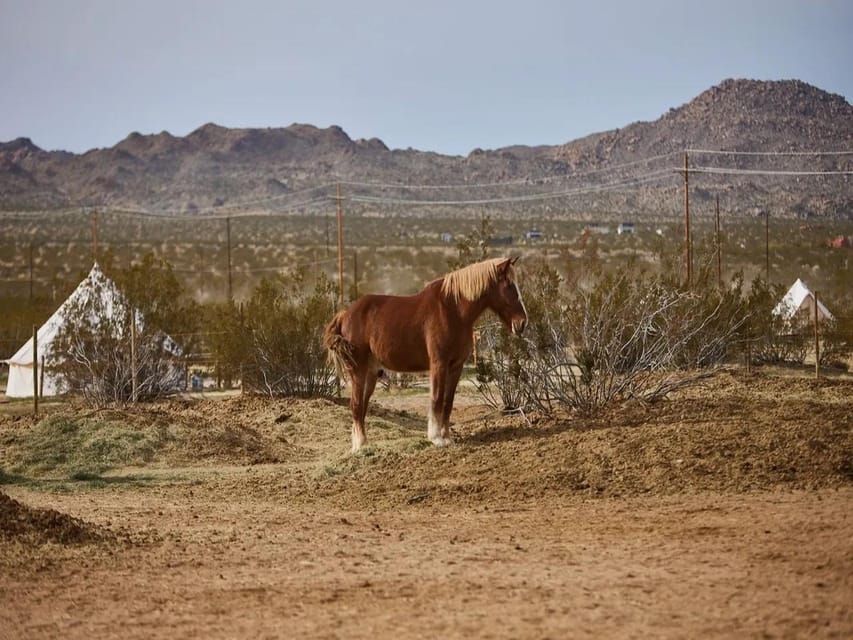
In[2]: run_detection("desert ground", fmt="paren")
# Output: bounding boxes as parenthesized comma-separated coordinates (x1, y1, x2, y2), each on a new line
(1, 368, 852, 639)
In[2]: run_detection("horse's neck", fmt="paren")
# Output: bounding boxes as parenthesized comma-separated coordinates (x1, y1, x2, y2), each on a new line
(450, 292, 490, 328)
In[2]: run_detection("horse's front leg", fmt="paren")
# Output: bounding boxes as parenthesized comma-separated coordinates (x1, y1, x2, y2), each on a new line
(439, 362, 465, 443)
(428, 366, 450, 446)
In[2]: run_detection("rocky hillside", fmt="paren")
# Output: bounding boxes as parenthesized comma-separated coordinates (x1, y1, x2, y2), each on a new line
(1, 79, 851, 219)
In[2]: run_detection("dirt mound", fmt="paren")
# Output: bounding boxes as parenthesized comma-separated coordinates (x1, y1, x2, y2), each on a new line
(2, 369, 851, 510)
(0, 395, 358, 477)
(0, 491, 107, 545)
(311, 369, 853, 508)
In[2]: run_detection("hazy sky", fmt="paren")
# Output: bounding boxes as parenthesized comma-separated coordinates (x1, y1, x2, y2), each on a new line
(1, 0, 851, 156)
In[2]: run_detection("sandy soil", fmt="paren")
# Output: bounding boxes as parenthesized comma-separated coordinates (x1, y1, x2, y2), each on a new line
(1, 368, 852, 639)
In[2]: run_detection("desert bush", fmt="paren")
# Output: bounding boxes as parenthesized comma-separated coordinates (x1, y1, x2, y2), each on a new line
(744, 276, 808, 364)
(49, 288, 183, 406)
(240, 270, 338, 398)
(201, 300, 246, 388)
(819, 304, 852, 369)
(475, 259, 748, 415)
(46, 257, 194, 406)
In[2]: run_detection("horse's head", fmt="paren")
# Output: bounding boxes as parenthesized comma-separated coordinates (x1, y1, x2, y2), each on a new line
(488, 257, 528, 336)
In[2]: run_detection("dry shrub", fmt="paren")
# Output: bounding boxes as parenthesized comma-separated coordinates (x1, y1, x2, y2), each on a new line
(49, 284, 184, 406)
(476, 260, 748, 415)
(240, 270, 338, 398)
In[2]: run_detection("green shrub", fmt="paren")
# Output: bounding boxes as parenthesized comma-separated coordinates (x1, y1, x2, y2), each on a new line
(240, 270, 338, 398)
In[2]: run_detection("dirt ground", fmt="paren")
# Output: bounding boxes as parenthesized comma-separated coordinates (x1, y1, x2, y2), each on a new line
(1, 368, 852, 639)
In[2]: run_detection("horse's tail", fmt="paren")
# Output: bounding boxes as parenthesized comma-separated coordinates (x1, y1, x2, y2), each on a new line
(323, 310, 355, 380)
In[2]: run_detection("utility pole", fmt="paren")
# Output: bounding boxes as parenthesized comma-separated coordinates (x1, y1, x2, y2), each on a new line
(92, 208, 99, 264)
(29, 243, 34, 303)
(765, 210, 770, 282)
(336, 183, 345, 308)
(353, 250, 359, 299)
(226, 217, 233, 300)
(715, 195, 722, 288)
(683, 153, 691, 288)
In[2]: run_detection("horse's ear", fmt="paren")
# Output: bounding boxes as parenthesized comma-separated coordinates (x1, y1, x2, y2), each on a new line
(500, 256, 518, 277)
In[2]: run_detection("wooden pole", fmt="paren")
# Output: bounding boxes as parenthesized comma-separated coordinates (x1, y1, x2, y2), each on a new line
(130, 308, 138, 402)
(32, 325, 38, 416)
(715, 194, 722, 288)
(683, 153, 691, 288)
(29, 243, 34, 303)
(92, 209, 99, 263)
(765, 210, 770, 282)
(336, 183, 345, 308)
(353, 250, 359, 299)
(226, 217, 233, 300)
(814, 291, 820, 380)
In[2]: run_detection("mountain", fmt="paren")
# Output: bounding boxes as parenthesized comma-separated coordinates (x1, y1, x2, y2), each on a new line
(1, 79, 851, 219)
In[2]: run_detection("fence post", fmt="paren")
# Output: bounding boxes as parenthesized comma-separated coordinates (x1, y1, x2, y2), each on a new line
(131, 307, 138, 402)
(32, 325, 38, 417)
(814, 291, 820, 380)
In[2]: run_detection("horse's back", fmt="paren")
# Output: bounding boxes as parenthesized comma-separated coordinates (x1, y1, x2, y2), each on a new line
(341, 288, 437, 372)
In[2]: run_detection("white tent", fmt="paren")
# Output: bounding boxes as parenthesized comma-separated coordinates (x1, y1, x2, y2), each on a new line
(3, 263, 181, 398)
(772, 278, 834, 325)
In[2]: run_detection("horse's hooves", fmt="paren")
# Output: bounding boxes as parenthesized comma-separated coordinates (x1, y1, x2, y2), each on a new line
(430, 437, 454, 447)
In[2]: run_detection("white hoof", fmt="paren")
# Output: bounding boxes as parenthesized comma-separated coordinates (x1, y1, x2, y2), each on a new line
(430, 436, 453, 447)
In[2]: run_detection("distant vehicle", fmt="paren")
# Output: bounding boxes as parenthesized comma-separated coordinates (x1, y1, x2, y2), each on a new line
(617, 222, 635, 235)
(525, 228, 543, 241)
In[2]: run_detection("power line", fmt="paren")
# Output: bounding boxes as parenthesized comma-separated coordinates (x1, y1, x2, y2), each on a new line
(1, 148, 849, 218)
(110, 195, 332, 219)
(336, 152, 680, 190)
(346, 170, 676, 206)
(687, 166, 853, 176)
(686, 148, 853, 156)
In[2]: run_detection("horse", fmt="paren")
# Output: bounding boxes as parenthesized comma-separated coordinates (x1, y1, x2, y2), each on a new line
(323, 257, 528, 453)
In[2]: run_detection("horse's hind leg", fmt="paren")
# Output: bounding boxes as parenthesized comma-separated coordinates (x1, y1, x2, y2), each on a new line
(349, 371, 367, 453)
(350, 366, 379, 453)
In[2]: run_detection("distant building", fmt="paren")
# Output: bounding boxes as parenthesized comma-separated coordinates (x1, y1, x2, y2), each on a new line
(525, 228, 544, 241)
(617, 222, 635, 235)
(440, 232, 453, 243)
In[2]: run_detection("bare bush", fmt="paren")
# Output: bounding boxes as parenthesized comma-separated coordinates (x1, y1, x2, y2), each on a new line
(819, 305, 853, 370)
(240, 271, 338, 398)
(745, 277, 808, 364)
(49, 293, 182, 406)
(475, 261, 748, 415)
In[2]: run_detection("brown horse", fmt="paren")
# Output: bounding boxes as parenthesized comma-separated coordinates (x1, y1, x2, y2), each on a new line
(323, 257, 528, 452)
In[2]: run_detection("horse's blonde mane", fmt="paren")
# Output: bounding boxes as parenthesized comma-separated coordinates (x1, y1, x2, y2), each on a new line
(440, 258, 512, 302)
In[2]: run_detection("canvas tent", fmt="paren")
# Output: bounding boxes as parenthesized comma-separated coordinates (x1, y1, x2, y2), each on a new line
(3, 263, 181, 398)
(772, 278, 834, 325)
